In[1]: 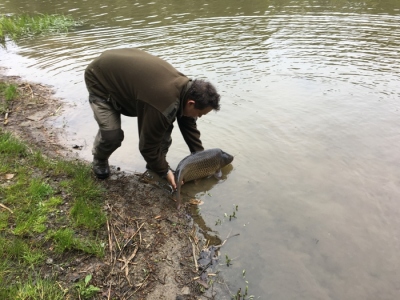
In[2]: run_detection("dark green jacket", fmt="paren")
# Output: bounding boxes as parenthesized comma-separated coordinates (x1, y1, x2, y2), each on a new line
(85, 48, 203, 175)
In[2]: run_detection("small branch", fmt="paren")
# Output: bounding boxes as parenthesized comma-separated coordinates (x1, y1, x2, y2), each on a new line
(0, 203, 13, 214)
(3, 110, 9, 125)
(215, 230, 240, 249)
(113, 207, 125, 220)
(121, 244, 139, 271)
(136, 221, 142, 245)
(123, 255, 132, 286)
(106, 219, 113, 262)
(129, 273, 151, 298)
(107, 282, 111, 300)
(54, 105, 62, 114)
(189, 237, 199, 272)
(122, 222, 145, 250)
(111, 224, 121, 252)
(25, 83, 34, 98)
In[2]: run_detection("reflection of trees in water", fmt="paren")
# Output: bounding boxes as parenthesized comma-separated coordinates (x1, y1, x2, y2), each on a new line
(183, 164, 234, 245)
(180, 163, 234, 203)
(191, 212, 222, 246)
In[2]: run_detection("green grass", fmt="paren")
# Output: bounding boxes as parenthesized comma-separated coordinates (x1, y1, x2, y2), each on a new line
(0, 82, 19, 114)
(0, 126, 26, 155)
(0, 82, 18, 101)
(0, 13, 81, 46)
(0, 274, 66, 300)
(0, 129, 107, 298)
(48, 228, 105, 257)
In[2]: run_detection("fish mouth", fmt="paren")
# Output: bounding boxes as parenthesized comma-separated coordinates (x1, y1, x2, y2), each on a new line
(222, 152, 234, 165)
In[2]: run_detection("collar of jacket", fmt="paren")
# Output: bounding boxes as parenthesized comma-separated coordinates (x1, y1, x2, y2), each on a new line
(178, 79, 193, 118)
(161, 79, 192, 123)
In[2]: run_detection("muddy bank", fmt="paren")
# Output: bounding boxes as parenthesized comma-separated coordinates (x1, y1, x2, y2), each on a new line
(0, 70, 232, 299)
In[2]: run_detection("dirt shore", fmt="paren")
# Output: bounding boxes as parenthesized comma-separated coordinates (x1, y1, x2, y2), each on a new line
(1, 71, 229, 299)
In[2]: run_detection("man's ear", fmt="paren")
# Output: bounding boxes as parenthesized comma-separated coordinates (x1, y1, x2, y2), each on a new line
(186, 99, 195, 107)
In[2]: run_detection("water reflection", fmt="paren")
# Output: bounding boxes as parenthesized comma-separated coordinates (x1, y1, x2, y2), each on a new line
(3, 8, 398, 99)
(180, 164, 234, 204)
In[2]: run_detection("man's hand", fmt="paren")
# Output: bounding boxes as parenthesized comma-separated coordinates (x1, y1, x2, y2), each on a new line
(165, 170, 177, 190)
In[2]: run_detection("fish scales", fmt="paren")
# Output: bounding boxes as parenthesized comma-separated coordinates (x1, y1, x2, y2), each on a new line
(178, 151, 222, 181)
(174, 148, 234, 208)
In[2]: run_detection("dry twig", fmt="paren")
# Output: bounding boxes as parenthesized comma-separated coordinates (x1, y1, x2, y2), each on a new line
(0, 203, 13, 214)
(126, 273, 151, 299)
(214, 230, 240, 249)
(106, 219, 113, 262)
(189, 237, 199, 272)
(122, 222, 145, 250)
(107, 281, 111, 300)
(121, 244, 139, 271)
(111, 224, 122, 251)
(24, 83, 34, 98)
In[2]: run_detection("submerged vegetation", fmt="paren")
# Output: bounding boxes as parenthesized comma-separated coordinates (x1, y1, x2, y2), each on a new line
(0, 13, 80, 46)
(0, 129, 106, 298)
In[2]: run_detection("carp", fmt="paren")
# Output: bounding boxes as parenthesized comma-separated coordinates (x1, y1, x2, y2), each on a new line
(174, 148, 234, 208)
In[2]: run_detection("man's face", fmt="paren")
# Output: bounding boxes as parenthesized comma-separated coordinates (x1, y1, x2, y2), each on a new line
(183, 100, 213, 119)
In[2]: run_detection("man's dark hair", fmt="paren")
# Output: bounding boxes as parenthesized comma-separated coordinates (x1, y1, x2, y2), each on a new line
(187, 79, 221, 111)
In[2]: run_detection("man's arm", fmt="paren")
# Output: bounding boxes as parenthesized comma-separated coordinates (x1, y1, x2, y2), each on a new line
(177, 116, 204, 153)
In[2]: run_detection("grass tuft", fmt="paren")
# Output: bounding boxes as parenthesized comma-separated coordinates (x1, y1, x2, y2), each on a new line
(0, 82, 19, 102)
(0, 274, 66, 300)
(49, 228, 105, 257)
(0, 13, 81, 46)
(0, 130, 27, 156)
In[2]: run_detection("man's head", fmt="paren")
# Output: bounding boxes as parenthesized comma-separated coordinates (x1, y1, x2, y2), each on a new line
(183, 79, 220, 118)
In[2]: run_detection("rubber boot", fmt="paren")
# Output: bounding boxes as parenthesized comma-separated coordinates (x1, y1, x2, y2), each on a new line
(92, 157, 110, 179)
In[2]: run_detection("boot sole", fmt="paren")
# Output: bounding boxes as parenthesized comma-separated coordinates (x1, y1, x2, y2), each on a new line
(94, 171, 110, 179)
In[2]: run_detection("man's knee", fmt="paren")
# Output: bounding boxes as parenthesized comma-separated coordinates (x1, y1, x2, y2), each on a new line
(101, 129, 124, 147)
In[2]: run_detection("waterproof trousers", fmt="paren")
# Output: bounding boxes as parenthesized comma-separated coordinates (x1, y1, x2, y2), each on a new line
(89, 94, 124, 160)
(88, 94, 173, 163)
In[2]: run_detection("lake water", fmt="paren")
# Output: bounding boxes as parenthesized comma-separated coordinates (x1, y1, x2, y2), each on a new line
(1, 0, 400, 299)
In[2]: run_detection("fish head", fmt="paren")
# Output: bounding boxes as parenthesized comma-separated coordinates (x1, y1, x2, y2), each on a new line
(220, 150, 234, 167)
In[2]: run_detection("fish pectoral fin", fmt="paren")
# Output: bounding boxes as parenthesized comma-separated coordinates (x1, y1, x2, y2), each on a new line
(214, 169, 222, 179)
